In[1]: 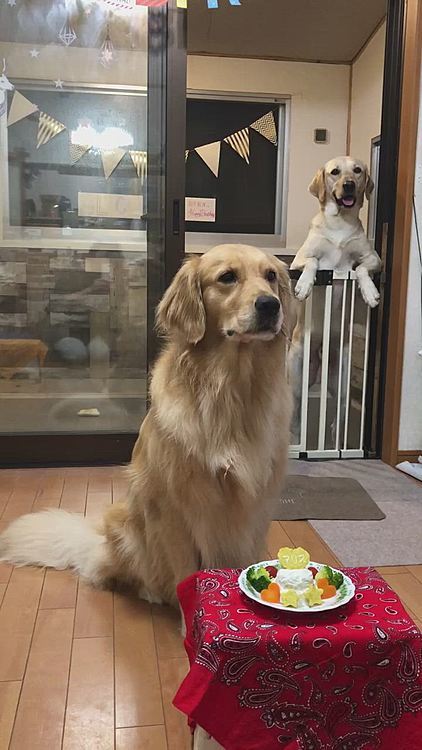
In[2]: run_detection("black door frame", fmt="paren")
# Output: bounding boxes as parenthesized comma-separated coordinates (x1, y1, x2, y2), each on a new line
(0, 1, 186, 467)
(363, 0, 406, 457)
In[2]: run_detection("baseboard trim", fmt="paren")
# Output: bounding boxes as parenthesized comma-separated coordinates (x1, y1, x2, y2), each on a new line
(396, 450, 422, 463)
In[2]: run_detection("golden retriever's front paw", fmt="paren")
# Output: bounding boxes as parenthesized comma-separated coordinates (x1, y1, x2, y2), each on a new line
(359, 279, 380, 308)
(294, 276, 314, 301)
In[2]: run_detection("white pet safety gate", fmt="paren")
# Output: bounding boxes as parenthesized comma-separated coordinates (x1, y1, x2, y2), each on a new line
(288, 270, 373, 460)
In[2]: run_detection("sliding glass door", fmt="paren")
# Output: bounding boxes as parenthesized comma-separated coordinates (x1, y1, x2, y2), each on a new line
(0, 0, 186, 464)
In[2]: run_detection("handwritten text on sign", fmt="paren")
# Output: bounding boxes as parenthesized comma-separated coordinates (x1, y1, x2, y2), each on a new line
(185, 197, 216, 222)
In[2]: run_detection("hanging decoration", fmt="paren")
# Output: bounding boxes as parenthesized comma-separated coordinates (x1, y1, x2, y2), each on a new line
(250, 111, 277, 146)
(99, 24, 114, 66)
(7, 90, 38, 126)
(101, 147, 126, 179)
(69, 142, 91, 164)
(224, 127, 250, 164)
(59, 9, 78, 46)
(0, 59, 14, 119)
(37, 112, 66, 148)
(206, 0, 241, 7)
(185, 150, 190, 162)
(195, 141, 221, 178)
(128, 150, 147, 182)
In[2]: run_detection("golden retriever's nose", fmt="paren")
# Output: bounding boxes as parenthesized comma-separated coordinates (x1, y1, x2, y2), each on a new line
(343, 180, 355, 195)
(255, 295, 280, 318)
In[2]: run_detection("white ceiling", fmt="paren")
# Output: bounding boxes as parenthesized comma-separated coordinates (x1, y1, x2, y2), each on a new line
(187, 0, 387, 64)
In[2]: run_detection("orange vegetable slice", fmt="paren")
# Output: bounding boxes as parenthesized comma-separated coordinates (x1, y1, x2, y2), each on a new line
(261, 586, 280, 603)
(321, 584, 337, 599)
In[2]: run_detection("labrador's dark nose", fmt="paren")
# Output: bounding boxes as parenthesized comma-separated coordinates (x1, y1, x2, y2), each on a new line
(343, 180, 356, 194)
(255, 295, 280, 318)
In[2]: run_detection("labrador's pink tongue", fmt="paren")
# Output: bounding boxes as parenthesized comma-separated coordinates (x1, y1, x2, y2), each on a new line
(343, 197, 355, 207)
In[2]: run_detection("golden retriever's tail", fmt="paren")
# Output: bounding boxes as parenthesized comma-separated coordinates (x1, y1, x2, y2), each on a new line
(0, 509, 108, 584)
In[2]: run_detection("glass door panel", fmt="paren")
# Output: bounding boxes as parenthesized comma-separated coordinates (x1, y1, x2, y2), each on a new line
(0, 1, 151, 438)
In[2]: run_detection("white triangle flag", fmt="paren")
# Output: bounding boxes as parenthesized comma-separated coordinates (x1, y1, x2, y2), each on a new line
(7, 90, 38, 127)
(101, 148, 126, 179)
(195, 141, 221, 177)
(224, 128, 250, 164)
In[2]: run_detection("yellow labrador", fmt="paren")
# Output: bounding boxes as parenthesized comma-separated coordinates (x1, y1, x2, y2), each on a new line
(288, 157, 381, 442)
(291, 156, 381, 307)
(0, 245, 292, 607)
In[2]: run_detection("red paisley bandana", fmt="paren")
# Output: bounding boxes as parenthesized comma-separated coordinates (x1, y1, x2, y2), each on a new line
(174, 568, 422, 750)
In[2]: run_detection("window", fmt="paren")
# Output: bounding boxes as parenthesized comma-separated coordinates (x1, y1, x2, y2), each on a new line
(185, 94, 287, 249)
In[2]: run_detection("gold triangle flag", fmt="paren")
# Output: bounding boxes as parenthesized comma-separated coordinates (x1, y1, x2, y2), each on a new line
(7, 90, 38, 127)
(224, 128, 250, 164)
(250, 111, 277, 146)
(37, 111, 66, 148)
(102, 147, 126, 179)
(70, 142, 91, 164)
(195, 141, 221, 177)
(129, 150, 147, 183)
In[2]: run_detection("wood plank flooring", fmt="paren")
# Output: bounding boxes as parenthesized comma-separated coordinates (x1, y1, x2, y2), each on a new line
(0, 466, 421, 749)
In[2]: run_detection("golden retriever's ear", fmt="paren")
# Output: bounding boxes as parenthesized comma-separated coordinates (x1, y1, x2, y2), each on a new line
(365, 169, 374, 199)
(156, 256, 205, 344)
(309, 168, 326, 204)
(274, 258, 293, 339)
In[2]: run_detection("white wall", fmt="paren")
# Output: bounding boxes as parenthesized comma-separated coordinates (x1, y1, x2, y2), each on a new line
(399, 75, 422, 452)
(187, 55, 350, 251)
(349, 23, 386, 228)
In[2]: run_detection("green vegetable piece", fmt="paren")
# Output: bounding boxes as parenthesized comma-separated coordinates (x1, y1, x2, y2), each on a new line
(246, 566, 271, 592)
(315, 565, 344, 589)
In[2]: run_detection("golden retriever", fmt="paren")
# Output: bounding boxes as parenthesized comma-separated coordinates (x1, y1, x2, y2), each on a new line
(0, 244, 292, 607)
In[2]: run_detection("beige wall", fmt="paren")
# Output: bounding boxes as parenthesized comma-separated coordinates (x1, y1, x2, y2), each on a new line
(187, 55, 350, 252)
(349, 22, 386, 228)
(0, 41, 147, 87)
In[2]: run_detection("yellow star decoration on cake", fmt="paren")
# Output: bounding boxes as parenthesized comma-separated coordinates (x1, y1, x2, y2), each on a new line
(305, 585, 323, 607)
(280, 589, 299, 607)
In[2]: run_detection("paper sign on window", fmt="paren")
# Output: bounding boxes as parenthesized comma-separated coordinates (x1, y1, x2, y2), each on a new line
(78, 192, 143, 220)
(185, 197, 216, 222)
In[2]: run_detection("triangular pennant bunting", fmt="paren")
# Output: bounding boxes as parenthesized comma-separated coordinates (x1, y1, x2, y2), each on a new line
(195, 141, 221, 177)
(7, 90, 38, 126)
(37, 111, 66, 148)
(224, 128, 250, 164)
(250, 111, 277, 146)
(129, 150, 147, 183)
(69, 142, 91, 164)
(101, 147, 126, 179)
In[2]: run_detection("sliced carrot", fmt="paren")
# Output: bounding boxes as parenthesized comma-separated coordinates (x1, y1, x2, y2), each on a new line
(261, 587, 280, 603)
(268, 582, 280, 596)
(321, 584, 337, 599)
(316, 578, 329, 589)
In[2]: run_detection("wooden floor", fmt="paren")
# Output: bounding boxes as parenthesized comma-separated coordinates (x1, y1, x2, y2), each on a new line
(0, 466, 421, 750)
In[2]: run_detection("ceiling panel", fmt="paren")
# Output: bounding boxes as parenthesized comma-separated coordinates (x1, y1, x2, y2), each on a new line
(188, 0, 387, 64)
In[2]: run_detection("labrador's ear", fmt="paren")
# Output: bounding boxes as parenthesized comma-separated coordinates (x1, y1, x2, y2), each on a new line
(365, 169, 375, 200)
(309, 168, 327, 204)
(156, 256, 205, 344)
(274, 258, 293, 340)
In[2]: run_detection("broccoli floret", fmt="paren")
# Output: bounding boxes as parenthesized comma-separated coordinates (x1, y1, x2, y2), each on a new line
(330, 570, 344, 589)
(316, 565, 344, 589)
(246, 566, 271, 592)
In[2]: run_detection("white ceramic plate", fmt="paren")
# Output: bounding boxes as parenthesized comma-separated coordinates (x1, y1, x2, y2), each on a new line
(238, 560, 355, 613)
